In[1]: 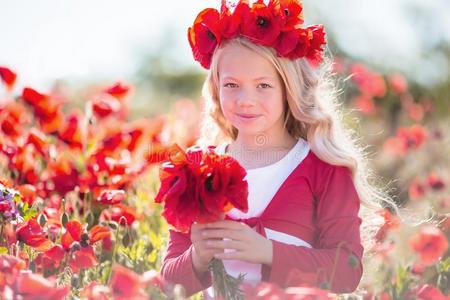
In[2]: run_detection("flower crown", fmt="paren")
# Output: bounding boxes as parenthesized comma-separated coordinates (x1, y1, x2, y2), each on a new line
(188, 0, 327, 69)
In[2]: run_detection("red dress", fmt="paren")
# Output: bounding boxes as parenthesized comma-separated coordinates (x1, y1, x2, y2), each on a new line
(160, 150, 364, 297)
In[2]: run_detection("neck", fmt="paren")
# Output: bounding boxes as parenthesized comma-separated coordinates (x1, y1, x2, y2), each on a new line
(230, 129, 297, 153)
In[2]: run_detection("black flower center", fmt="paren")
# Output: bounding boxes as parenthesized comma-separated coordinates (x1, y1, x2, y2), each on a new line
(205, 175, 213, 192)
(257, 16, 268, 27)
(284, 8, 290, 16)
(207, 30, 215, 40)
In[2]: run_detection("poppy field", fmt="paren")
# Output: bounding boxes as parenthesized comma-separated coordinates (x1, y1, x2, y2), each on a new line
(0, 62, 449, 300)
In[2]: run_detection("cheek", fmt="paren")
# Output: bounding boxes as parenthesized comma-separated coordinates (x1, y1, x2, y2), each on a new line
(219, 90, 234, 112)
(262, 91, 284, 113)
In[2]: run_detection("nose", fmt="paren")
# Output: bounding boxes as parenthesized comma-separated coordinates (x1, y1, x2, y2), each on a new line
(236, 88, 257, 107)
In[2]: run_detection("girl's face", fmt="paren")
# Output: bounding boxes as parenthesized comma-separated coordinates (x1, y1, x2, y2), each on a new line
(218, 43, 286, 140)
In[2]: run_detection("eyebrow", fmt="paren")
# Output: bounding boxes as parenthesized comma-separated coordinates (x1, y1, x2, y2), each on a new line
(221, 76, 276, 81)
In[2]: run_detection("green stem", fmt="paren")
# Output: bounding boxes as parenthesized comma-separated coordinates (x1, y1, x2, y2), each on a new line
(0, 223, 4, 246)
(106, 224, 121, 285)
(209, 258, 245, 300)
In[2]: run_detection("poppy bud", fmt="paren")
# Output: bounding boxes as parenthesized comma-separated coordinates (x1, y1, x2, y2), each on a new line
(119, 216, 128, 226)
(122, 231, 132, 247)
(61, 212, 69, 228)
(71, 274, 80, 288)
(85, 212, 95, 230)
(438, 274, 448, 291)
(38, 213, 47, 227)
(108, 221, 118, 230)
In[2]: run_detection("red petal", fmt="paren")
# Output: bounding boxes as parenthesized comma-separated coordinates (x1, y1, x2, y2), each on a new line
(69, 246, 98, 272)
(0, 66, 17, 90)
(89, 225, 111, 244)
(61, 220, 83, 250)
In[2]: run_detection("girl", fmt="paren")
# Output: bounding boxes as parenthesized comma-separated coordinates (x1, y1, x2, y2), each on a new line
(161, 0, 395, 298)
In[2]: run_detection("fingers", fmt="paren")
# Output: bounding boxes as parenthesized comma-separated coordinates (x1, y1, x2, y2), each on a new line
(206, 238, 245, 251)
(205, 220, 244, 230)
(202, 228, 241, 240)
(213, 250, 245, 261)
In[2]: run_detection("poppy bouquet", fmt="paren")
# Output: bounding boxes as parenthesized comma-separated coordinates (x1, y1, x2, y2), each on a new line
(188, 0, 327, 69)
(155, 144, 249, 299)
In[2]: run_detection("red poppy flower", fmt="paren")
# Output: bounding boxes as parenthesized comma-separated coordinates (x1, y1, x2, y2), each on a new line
(97, 189, 126, 205)
(92, 93, 122, 119)
(409, 178, 426, 200)
(384, 125, 428, 156)
(397, 124, 427, 151)
(0, 113, 22, 138)
(16, 219, 53, 252)
(125, 127, 144, 153)
(21, 87, 63, 133)
(69, 246, 98, 272)
(388, 73, 408, 94)
(48, 154, 79, 196)
(0, 66, 17, 91)
(109, 204, 140, 226)
(26, 128, 48, 157)
(61, 220, 110, 250)
(34, 245, 65, 271)
(110, 264, 147, 299)
(81, 281, 111, 300)
(278, 0, 304, 31)
(104, 82, 131, 101)
(58, 111, 84, 150)
(100, 130, 125, 154)
(374, 209, 400, 243)
(284, 27, 311, 59)
(61, 220, 83, 250)
(241, 0, 282, 46)
(155, 144, 248, 233)
(188, 8, 221, 69)
(89, 225, 111, 243)
(0, 254, 26, 274)
(407, 102, 425, 122)
(12, 271, 69, 300)
(305, 24, 327, 66)
(219, 1, 249, 39)
(350, 64, 386, 97)
(21, 87, 50, 114)
(17, 184, 37, 206)
(427, 172, 445, 191)
(275, 29, 301, 57)
(354, 94, 376, 115)
(409, 226, 449, 265)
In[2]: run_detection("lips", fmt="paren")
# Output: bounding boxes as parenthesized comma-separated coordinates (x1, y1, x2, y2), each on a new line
(236, 113, 260, 118)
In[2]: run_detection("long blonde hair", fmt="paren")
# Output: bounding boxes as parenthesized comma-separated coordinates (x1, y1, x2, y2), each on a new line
(197, 37, 398, 249)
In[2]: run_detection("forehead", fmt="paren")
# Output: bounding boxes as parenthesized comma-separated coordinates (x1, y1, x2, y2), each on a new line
(217, 43, 279, 81)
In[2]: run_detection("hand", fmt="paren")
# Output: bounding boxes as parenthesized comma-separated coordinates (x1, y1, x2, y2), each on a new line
(202, 220, 273, 265)
(190, 222, 224, 275)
